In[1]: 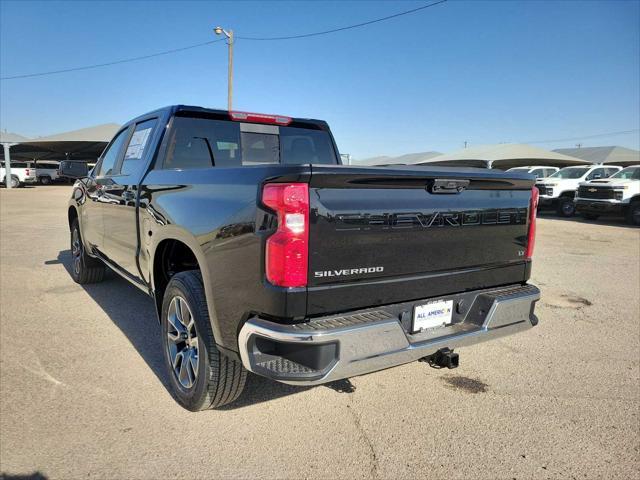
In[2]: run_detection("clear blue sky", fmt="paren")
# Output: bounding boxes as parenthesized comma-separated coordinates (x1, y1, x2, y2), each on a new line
(1, 0, 639, 159)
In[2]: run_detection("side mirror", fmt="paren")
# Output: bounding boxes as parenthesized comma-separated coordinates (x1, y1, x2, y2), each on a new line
(59, 161, 89, 179)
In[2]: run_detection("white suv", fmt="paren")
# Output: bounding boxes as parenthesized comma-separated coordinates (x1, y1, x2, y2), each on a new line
(1, 161, 38, 188)
(507, 166, 559, 179)
(536, 165, 622, 217)
(575, 165, 640, 226)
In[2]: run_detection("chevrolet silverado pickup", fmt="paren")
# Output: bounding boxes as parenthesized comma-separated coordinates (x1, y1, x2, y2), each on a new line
(65, 105, 541, 411)
(575, 165, 640, 225)
(507, 165, 559, 179)
(536, 165, 621, 217)
(1, 161, 37, 188)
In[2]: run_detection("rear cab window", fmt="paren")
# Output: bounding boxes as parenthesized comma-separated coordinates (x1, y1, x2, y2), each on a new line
(161, 115, 338, 169)
(586, 167, 607, 180)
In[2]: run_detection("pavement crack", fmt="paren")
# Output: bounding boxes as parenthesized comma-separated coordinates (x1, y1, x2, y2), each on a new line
(12, 351, 66, 387)
(347, 401, 379, 479)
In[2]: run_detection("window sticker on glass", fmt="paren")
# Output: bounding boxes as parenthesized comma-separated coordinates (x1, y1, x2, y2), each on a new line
(125, 127, 152, 160)
(216, 141, 238, 151)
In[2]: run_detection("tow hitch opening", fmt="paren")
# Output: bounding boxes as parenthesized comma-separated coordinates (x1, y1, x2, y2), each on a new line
(425, 348, 459, 369)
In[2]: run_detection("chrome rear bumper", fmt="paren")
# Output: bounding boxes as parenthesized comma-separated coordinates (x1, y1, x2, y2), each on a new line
(238, 284, 540, 385)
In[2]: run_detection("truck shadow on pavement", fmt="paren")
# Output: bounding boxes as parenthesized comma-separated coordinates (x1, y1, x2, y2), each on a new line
(49, 250, 353, 410)
(0, 473, 48, 480)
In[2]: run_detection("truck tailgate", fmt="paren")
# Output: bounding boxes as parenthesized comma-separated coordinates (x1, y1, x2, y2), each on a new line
(306, 165, 535, 315)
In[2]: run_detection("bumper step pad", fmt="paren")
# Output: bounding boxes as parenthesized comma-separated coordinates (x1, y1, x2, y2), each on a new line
(290, 310, 395, 331)
(255, 357, 315, 375)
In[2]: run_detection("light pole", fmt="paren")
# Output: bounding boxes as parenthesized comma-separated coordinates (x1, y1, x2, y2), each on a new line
(1, 143, 18, 189)
(214, 26, 234, 111)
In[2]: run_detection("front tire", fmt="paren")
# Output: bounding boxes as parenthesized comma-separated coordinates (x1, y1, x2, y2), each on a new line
(556, 198, 576, 217)
(40, 176, 51, 185)
(626, 202, 640, 226)
(161, 271, 247, 411)
(70, 218, 105, 284)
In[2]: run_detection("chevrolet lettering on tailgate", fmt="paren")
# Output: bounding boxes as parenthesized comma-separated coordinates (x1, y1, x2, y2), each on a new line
(334, 209, 528, 231)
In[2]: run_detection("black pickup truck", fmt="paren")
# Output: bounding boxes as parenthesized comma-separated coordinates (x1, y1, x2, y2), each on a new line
(65, 105, 541, 411)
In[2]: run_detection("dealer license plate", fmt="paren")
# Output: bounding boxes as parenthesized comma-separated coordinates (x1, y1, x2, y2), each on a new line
(413, 299, 454, 333)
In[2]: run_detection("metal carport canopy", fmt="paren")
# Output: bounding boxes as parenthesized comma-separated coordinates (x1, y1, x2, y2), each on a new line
(1, 131, 34, 189)
(11, 123, 121, 161)
(0, 139, 54, 161)
(1, 124, 119, 189)
(553, 146, 640, 167)
(416, 143, 587, 170)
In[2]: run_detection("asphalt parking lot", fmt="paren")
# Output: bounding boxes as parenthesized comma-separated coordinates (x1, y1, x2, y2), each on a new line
(1, 185, 638, 479)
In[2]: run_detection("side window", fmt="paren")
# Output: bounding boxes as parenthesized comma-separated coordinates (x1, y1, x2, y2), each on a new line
(606, 167, 619, 177)
(163, 117, 241, 169)
(97, 128, 129, 177)
(530, 168, 544, 177)
(120, 119, 157, 176)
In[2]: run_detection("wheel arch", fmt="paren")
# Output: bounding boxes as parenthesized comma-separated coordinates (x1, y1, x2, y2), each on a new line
(150, 233, 224, 350)
(2, 174, 20, 184)
(68, 205, 79, 229)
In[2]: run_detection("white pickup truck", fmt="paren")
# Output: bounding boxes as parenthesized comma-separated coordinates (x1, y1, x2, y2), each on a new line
(1, 161, 38, 188)
(536, 165, 622, 216)
(507, 166, 559, 179)
(575, 165, 640, 225)
(35, 161, 61, 184)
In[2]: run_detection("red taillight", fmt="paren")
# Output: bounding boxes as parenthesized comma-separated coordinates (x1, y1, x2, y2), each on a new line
(526, 186, 539, 259)
(262, 183, 309, 287)
(25, 169, 30, 175)
(230, 111, 292, 125)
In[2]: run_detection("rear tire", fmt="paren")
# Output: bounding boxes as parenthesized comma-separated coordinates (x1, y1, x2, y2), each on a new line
(626, 202, 640, 226)
(70, 218, 105, 284)
(581, 213, 599, 221)
(556, 198, 575, 217)
(4, 175, 20, 188)
(39, 176, 51, 185)
(161, 271, 247, 411)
